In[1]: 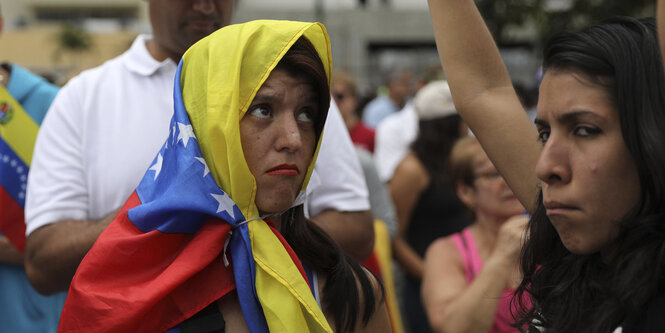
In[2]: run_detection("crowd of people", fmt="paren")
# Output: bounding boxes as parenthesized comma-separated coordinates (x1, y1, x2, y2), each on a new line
(2, 0, 665, 331)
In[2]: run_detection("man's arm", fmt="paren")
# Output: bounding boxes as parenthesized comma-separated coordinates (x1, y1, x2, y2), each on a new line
(0, 236, 23, 266)
(24, 212, 117, 295)
(310, 209, 374, 262)
(307, 100, 375, 262)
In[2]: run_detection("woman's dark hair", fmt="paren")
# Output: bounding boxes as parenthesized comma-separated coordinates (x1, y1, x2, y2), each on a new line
(281, 207, 383, 332)
(514, 17, 665, 332)
(274, 36, 330, 140)
(412, 114, 463, 183)
(274, 37, 384, 332)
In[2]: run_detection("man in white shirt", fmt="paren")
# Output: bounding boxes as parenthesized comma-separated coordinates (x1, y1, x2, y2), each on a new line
(24, 0, 373, 295)
(374, 102, 419, 182)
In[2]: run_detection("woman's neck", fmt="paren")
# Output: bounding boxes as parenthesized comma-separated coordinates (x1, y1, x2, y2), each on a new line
(260, 210, 284, 231)
(470, 211, 509, 254)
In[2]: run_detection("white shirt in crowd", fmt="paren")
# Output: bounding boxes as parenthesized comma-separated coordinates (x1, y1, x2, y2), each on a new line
(373, 102, 418, 183)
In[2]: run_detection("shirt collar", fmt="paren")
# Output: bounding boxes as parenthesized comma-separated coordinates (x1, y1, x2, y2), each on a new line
(122, 34, 177, 76)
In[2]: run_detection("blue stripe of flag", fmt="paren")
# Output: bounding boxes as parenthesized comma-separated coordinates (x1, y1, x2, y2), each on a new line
(0, 136, 29, 207)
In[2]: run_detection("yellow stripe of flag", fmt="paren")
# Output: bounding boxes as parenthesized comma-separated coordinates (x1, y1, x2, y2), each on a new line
(0, 86, 39, 166)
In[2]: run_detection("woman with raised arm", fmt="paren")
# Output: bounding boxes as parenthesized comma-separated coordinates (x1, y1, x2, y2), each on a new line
(428, 0, 665, 331)
(57, 20, 391, 333)
(422, 137, 529, 333)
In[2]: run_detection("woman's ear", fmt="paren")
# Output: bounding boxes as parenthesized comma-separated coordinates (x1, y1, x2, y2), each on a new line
(455, 180, 476, 209)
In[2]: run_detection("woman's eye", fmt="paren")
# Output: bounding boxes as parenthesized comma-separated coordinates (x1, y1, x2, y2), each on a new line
(248, 105, 271, 119)
(537, 129, 550, 144)
(574, 126, 600, 137)
(297, 109, 315, 123)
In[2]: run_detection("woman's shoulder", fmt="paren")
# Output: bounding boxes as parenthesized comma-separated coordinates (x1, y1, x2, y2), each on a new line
(392, 153, 430, 186)
(352, 266, 392, 333)
(426, 236, 459, 258)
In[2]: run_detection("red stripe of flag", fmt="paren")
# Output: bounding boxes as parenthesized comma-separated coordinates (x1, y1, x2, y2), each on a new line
(0, 185, 26, 252)
(59, 191, 236, 333)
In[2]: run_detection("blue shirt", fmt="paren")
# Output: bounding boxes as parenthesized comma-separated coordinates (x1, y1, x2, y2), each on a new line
(1, 64, 66, 333)
(361, 95, 400, 128)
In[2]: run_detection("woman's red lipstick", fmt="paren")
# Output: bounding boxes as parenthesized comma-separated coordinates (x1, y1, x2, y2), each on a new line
(267, 164, 299, 176)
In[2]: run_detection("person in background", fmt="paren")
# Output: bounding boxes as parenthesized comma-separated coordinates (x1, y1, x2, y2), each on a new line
(25, 0, 374, 296)
(362, 69, 415, 128)
(429, 0, 665, 329)
(0, 5, 67, 332)
(332, 69, 376, 153)
(422, 136, 528, 333)
(373, 67, 443, 183)
(390, 80, 469, 333)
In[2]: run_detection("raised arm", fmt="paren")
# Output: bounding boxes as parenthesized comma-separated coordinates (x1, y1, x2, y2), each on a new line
(427, 0, 541, 212)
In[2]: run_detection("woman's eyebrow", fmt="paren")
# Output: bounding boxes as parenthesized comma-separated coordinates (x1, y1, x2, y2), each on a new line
(251, 92, 278, 103)
(557, 110, 604, 125)
(534, 118, 548, 127)
(535, 110, 604, 127)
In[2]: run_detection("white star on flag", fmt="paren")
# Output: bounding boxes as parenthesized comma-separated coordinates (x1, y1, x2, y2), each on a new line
(149, 153, 163, 180)
(195, 156, 210, 177)
(177, 122, 196, 148)
(171, 124, 177, 145)
(211, 192, 236, 219)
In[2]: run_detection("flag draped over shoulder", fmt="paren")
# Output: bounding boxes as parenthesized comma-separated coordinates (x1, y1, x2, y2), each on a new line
(0, 86, 40, 252)
(58, 20, 333, 333)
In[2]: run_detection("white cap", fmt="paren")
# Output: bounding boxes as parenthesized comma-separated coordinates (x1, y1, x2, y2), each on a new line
(414, 80, 457, 120)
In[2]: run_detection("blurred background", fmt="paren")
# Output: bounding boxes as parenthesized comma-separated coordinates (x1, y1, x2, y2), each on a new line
(0, 0, 655, 94)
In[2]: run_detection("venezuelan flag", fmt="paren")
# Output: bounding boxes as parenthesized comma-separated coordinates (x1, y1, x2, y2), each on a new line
(59, 20, 334, 333)
(0, 86, 40, 252)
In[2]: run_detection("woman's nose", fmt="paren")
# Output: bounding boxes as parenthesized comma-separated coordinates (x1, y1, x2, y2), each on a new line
(275, 113, 303, 152)
(535, 136, 571, 185)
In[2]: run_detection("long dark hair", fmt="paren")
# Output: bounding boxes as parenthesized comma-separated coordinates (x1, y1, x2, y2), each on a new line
(281, 207, 383, 332)
(275, 37, 384, 332)
(514, 17, 665, 332)
(411, 114, 463, 183)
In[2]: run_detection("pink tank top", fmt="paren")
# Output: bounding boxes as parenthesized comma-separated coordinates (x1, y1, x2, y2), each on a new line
(450, 228, 526, 333)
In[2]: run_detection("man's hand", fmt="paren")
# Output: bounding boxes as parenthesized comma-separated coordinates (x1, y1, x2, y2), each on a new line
(24, 209, 119, 295)
(0, 236, 23, 266)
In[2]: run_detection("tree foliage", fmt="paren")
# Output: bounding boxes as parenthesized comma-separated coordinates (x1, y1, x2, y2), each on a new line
(475, 0, 655, 44)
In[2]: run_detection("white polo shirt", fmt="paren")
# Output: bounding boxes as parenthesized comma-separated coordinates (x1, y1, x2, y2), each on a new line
(373, 102, 418, 182)
(26, 35, 369, 235)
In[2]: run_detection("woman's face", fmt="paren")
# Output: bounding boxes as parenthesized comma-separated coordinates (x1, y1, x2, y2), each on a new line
(331, 81, 358, 124)
(468, 150, 524, 220)
(535, 70, 640, 255)
(240, 69, 318, 214)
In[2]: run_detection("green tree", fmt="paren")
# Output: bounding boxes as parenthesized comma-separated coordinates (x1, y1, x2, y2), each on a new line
(476, 0, 655, 44)
(53, 23, 93, 63)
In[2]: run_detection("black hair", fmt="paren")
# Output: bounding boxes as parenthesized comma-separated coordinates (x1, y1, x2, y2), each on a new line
(275, 37, 384, 332)
(411, 114, 464, 184)
(514, 17, 665, 332)
(280, 207, 383, 332)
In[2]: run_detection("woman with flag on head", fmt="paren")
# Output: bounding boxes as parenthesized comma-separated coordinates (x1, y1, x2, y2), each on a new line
(57, 20, 391, 333)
